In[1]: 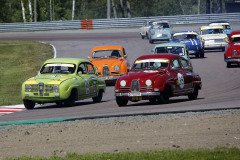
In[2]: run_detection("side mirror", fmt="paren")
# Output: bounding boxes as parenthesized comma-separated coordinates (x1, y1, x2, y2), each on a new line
(87, 56, 90, 60)
(124, 55, 128, 58)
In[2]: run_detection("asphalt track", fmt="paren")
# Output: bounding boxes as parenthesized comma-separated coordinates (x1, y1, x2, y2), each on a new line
(0, 24, 240, 124)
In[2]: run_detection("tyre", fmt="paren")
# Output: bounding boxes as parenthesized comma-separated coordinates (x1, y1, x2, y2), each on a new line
(23, 100, 35, 109)
(227, 62, 231, 68)
(200, 50, 204, 58)
(64, 90, 77, 107)
(141, 35, 144, 39)
(149, 97, 157, 104)
(159, 87, 170, 104)
(221, 47, 225, 52)
(56, 101, 63, 106)
(149, 38, 153, 44)
(92, 90, 103, 103)
(188, 86, 199, 100)
(195, 53, 199, 58)
(116, 97, 128, 107)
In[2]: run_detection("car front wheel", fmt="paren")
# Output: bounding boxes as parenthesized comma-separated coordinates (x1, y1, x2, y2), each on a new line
(188, 86, 199, 100)
(159, 87, 170, 104)
(23, 100, 35, 109)
(116, 97, 128, 107)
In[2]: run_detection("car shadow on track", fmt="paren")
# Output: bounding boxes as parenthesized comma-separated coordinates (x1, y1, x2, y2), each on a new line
(119, 97, 204, 107)
(34, 100, 110, 110)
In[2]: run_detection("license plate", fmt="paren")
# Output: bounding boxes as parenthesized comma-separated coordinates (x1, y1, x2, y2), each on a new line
(128, 92, 141, 97)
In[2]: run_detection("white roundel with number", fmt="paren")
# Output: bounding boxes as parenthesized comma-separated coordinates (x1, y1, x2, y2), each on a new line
(178, 73, 184, 89)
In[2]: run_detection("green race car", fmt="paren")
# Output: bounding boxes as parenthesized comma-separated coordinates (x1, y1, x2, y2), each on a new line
(22, 58, 106, 109)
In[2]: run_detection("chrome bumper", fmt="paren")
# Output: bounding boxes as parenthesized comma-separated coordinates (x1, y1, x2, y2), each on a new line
(101, 75, 121, 80)
(115, 92, 160, 97)
(225, 59, 240, 62)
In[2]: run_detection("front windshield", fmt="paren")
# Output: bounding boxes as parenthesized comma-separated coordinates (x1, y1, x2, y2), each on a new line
(231, 34, 240, 43)
(92, 50, 122, 59)
(152, 23, 169, 29)
(40, 63, 76, 74)
(201, 29, 224, 35)
(155, 46, 185, 56)
(173, 34, 197, 40)
(132, 58, 169, 70)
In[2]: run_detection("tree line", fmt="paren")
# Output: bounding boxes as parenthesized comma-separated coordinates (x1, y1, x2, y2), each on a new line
(0, 0, 230, 23)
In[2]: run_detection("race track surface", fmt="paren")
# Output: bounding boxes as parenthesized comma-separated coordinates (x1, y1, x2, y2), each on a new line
(0, 24, 240, 123)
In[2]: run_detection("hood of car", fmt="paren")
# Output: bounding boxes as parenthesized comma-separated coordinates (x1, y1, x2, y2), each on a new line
(91, 58, 122, 69)
(201, 34, 227, 40)
(174, 39, 200, 46)
(25, 74, 74, 85)
(122, 70, 166, 81)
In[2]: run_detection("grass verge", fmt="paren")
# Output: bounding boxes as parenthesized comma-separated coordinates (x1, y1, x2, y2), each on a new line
(4, 147, 240, 160)
(0, 41, 53, 106)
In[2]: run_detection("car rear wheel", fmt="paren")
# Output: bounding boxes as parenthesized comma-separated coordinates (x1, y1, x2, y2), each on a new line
(116, 97, 128, 107)
(200, 50, 204, 58)
(92, 90, 103, 103)
(188, 86, 199, 100)
(23, 100, 35, 109)
(159, 87, 170, 104)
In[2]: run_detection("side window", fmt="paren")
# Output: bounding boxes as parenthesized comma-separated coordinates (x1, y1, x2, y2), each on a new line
(78, 63, 87, 74)
(171, 58, 181, 69)
(86, 63, 95, 74)
(179, 58, 189, 70)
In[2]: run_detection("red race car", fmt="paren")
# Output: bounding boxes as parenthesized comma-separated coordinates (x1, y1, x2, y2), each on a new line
(224, 31, 240, 68)
(115, 54, 202, 106)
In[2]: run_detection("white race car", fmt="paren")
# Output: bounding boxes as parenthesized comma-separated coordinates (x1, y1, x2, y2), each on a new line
(199, 25, 228, 51)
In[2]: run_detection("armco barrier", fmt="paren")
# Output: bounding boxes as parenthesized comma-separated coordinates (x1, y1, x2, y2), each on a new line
(0, 13, 239, 32)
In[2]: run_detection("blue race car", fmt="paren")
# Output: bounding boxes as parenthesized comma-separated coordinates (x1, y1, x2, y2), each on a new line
(171, 31, 204, 58)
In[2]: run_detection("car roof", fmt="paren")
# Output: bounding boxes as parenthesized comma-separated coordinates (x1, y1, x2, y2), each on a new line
(91, 45, 123, 52)
(154, 42, 186, 48)
(200, 25, 223, 30)
(136, 54, 180, 61)
(173, 31, 198, 35)
(43, 58, 89, 65)
(152, 21, 169, 25)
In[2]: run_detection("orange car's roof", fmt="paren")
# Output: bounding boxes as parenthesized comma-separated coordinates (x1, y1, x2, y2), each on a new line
(91, 46, 123, 52)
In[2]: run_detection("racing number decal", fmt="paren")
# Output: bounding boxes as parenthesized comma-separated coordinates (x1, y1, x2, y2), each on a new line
(177, 73, 184, 89)
(85, 79, 90, 94)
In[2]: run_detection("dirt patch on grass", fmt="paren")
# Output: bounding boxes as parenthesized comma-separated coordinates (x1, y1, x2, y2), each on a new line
(0, 113, 240, 159)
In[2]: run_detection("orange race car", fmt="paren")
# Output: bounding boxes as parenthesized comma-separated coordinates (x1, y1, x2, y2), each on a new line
(89, 46, 130, 82)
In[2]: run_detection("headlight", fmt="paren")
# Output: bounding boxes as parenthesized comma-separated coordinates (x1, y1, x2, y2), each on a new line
(232, 50, 237, 55)
(114, 65, 120, 71)
(151, 31, 155, 35)
(94, 67, 98, 71)
(145, 79, 152, 86)
(120, 80, 126, 87)
(25, 85, 32, 92)
(224, 37, 228, 42)
(52, 85, 59, 93)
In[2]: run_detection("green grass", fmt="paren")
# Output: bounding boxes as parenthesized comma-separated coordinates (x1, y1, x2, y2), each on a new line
(3, 147, 240, 160)
(0, 41, 53, 106)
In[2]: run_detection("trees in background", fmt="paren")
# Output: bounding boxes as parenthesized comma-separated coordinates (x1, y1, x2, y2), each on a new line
(0, 0, 228, 23)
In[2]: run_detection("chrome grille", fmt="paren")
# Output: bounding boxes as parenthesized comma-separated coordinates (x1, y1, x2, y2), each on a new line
(131, 80, 140, 92)
(39, 83, 44, 96)
(141, 87, 152, 91)
(102, 66, 110, 76)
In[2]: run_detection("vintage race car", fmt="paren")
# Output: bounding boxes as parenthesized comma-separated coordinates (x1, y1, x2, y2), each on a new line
(89, 46, 130, 82)
(152, 42, 193, 70)
(22, 58, 106, 109)
(115, 54, 202, 106)
(171, 31, 204, 58)
(199, 25, 228, 51)
(224, 31, 240, 68)
(148, 21, 172, 44)
(209, 21, 232, 37)
(139, 20, 153, 39)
